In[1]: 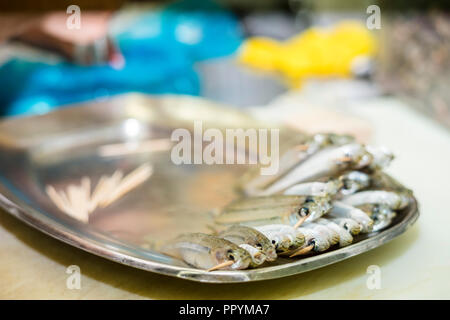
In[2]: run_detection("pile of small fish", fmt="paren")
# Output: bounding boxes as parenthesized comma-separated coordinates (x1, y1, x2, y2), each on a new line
(161, 133, 413, 272)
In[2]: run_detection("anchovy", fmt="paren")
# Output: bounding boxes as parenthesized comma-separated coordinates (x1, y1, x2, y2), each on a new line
(329, 201, 373, 233)
(261, 143, 372, 194)
(341, 190, 410, 210)
(219, 225, 277, 263)
(215, 195, 330, 227)
(161, 233, 251, 270)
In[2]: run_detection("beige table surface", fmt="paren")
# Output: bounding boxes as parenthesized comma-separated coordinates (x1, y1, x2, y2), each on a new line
(1, 95, 449, 299)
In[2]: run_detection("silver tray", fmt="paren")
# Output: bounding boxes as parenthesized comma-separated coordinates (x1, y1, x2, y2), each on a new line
(0, 94, 419, 283)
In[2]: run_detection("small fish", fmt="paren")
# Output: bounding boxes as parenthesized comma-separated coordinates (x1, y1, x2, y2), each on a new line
(262, 143, 372, 194)
(329, 201, 373, 233)
(283, 181, 341, 197)
(215, 195, 329, 227)
(219, 225, 277, 263)
(295, 133, 356, 158)
(161, 233, 251, 271)
(341, 190, 410, 210)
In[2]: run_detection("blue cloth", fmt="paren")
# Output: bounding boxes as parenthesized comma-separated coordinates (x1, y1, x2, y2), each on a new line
(0, 0, 243, 117)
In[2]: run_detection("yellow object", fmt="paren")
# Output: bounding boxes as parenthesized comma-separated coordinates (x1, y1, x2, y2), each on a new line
(239, 21, 377, 87)
(239, 38, 281, 72)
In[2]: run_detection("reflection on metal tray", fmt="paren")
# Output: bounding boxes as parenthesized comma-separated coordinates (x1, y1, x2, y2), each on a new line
(0, 94, 419, 283)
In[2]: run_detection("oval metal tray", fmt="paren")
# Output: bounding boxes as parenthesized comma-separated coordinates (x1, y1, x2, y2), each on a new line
(0, 94, 419, 283)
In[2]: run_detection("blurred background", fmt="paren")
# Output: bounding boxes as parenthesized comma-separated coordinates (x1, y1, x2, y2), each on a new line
(0, 0, 449, 128)
(1, 0, 450, 300)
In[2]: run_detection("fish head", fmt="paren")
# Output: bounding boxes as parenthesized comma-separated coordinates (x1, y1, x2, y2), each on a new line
(363, 220, 374, 233)
(253, 235, 277, 262)
(353, 209, 374, 233)
(289, 202, 315, 224)
(291, 197, 331, 224)
(263, 246, 278, 261)
(312, 133, 354, 148)
(367, 204, 396, 230)
(288, 235, 305, 251)
(293, 230, 306, 248)
(324, 180, 342, 196)
(336, 143, 373, 169)
(339, 171, 371, 195)
(309, 237, 329, 252)
(270, 235, 291, 253)
(360, 203, 394, 219)
(327, 133, 355, 146)
(366, 145, 394, 170)
(344, 219, 362, 235)
(214, 246, 251, 270)
(372, 215, 394, 231)
(376, 204, 392, 216)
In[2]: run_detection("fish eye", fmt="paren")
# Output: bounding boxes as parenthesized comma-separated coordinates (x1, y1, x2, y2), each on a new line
(271, 240, 276, 245)
(299, 207, 309, 216)
(255, 243, 263, 249)
(226, 249, 235, 260)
